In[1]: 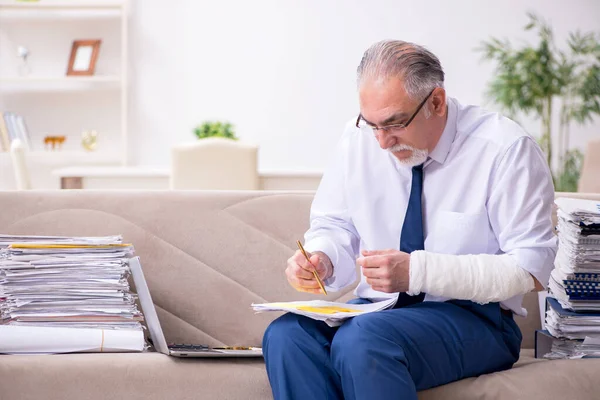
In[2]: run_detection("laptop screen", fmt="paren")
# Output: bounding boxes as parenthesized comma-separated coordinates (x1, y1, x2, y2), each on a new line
(128, 257, 170, 355)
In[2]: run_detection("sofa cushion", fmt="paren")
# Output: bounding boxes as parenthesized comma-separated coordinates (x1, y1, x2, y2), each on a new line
(0, 353, 270, 400)
(419, 350, 600, 400)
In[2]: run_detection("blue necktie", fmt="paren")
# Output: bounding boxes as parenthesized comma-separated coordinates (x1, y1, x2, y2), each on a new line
(393, 164, 426, 308)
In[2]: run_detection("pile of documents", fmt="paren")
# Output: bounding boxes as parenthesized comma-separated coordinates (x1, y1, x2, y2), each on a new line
(0, 234, 145, 354)
(541, 198, 600, 359)
(545, 297, 600, 341)
(549, 198, 600, 311)
(252, 297, 397, 327)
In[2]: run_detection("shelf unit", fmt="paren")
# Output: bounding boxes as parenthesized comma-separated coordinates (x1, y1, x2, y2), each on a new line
(0, 0, 129, 173)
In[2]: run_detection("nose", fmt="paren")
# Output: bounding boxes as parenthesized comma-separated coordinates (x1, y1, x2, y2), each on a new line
(376, 129, 397, 150)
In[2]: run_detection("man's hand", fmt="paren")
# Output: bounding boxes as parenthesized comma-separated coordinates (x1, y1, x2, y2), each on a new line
(286, 250, 333, 294)
(358, 249, 411, 293)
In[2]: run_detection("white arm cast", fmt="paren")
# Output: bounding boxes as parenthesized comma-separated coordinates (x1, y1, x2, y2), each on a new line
(408, 251, 535, 304)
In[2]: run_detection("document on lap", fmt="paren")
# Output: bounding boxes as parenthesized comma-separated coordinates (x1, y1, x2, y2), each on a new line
(252, 297, 397, 327)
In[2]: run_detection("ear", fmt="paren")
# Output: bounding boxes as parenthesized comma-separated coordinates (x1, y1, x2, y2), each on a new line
(431, 88, 447, 117)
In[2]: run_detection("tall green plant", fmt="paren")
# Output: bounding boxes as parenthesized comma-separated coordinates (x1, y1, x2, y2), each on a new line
(478, 12, 600, 192)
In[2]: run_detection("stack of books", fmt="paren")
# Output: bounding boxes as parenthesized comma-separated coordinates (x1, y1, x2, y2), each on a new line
(537, 198, 600, 359)
(0, 111, 31, 152)
(0, 234, 145, 354)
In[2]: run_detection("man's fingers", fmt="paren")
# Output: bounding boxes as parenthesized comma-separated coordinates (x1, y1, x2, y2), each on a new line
(293, 264, 314, 280)
(357, 255, 389, 268)
(288, 255, 314, 279)
(295, 286, 323, 294)
(370, 285, 392, 293)
(361, 249, 395, 256)
(294, 251, 319, 273)
(362, 266, 385, 279)
(289, 275, 320, 290)
(309, 254, 320, 270)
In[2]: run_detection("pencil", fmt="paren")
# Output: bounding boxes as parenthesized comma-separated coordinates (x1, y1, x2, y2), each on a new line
(296, 240, 327, 295)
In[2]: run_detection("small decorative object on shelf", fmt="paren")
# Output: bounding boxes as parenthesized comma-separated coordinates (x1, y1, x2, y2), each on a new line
(44, 136, 66, 151)
(67, 40, 102, 76)
(193, 121, 238, 140)
(81, 130, 98, 151)
(17, 46, 31, 77)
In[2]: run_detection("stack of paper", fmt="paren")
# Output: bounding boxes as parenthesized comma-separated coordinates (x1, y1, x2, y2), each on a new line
(545, 297, 600, 340)
(540, 332, 600, 360)
(0, 234, 123, 248)
(549, 198, 600, 311)
(541, 198, 600, 359)
(0, 234, 145, 354)
(252, 297, 397, 327)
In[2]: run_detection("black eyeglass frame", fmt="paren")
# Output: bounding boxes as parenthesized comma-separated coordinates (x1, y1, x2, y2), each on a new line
(355, 88, 436, 132)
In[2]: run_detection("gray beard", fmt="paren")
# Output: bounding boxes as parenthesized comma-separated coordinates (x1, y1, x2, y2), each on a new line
(388, 144, 429, 167)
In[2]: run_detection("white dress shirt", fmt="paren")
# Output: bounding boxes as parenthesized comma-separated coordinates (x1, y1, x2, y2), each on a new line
(303, 97, 557, 316)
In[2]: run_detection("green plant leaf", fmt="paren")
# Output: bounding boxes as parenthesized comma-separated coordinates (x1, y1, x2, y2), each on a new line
(477, 11, 599, 189)
(193, 121, 238, 140)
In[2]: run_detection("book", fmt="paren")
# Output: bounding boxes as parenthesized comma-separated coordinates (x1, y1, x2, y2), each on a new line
(3, 112, 17, 141)
(0, 112, 10, 152)
(15, 114, 32, 150)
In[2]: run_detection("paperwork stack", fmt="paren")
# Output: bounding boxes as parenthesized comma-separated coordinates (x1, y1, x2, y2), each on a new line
(540, 198, 600, 359)
(0, 234, 145, 354)
(549, 198, 600, 311)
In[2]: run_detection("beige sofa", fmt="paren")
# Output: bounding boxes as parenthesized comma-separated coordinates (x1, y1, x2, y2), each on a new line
(0, 190, 599, 400)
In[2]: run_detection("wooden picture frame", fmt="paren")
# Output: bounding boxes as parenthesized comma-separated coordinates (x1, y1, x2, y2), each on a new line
(66, 40, 101, 76)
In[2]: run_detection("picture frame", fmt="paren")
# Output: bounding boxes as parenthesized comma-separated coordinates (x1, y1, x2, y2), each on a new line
(66, 40, 102, 76)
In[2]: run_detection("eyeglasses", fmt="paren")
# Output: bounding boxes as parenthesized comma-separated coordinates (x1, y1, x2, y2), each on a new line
(355, 88, 435, 136)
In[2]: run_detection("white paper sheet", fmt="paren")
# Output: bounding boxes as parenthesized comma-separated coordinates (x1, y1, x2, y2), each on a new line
(0, 325, 144, 354)
(252, 297, 397, 327)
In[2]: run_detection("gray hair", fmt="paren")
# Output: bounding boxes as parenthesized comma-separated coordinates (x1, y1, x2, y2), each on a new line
(357, 40, 445, 100)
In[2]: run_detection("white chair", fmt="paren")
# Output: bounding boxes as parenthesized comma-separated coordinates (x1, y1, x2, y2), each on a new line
(170, 138, 259, 190)
(578, 139, 600, 193)
(10, 139, 32, 190)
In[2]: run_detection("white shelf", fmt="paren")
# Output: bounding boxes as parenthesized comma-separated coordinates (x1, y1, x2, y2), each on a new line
(0, 150, 121, 164)
(0, 8, 121, 19)
(0, 76, 122, 92)
(0, 0, 124, 9)
(52, 166, 170, 178)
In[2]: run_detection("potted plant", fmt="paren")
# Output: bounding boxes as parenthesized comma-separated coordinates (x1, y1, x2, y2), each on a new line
(193, 121, 238, 140)
(478, 12, 600, 191)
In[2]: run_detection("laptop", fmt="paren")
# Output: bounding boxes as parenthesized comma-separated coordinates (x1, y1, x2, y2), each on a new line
(128, 256, 263, 358)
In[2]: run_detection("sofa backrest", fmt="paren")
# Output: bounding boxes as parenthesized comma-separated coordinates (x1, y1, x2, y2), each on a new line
(0, 191, 355, 349)
(1, 191, 599, 349)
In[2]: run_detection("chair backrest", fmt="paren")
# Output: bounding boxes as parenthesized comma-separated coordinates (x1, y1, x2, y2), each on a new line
(578, 139, 600, 192)
(170, 138, 259, 190)
(9, 139, 31, 190)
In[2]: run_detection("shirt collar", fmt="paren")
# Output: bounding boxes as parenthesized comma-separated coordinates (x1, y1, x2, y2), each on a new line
(428, 97, 458, 165)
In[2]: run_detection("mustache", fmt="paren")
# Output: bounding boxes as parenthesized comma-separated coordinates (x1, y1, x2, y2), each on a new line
(388, 144, 417, 152)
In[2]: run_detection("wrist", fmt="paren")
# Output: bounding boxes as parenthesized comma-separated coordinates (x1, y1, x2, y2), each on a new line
(408, 250, 427, 295)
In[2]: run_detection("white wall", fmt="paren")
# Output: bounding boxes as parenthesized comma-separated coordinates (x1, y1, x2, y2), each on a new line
(127, 0, 600, 171)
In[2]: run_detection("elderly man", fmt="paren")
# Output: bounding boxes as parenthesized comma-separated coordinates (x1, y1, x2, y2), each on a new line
(262, 40, 557, 400)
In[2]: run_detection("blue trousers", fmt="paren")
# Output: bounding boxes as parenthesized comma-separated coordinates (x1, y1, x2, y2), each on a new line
(263, 299, 522, 400)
